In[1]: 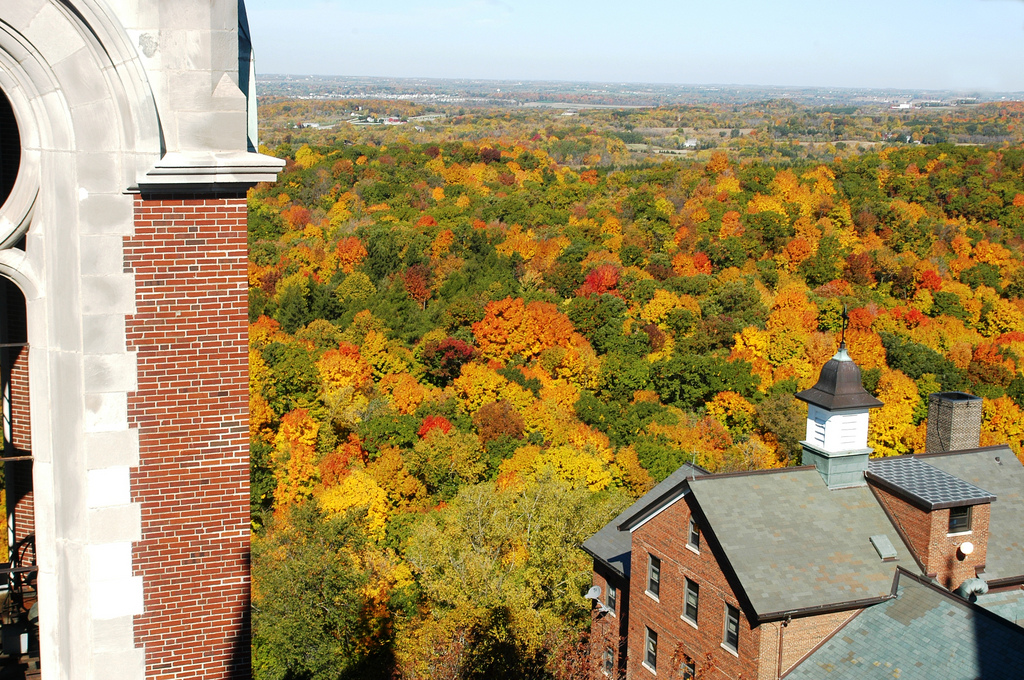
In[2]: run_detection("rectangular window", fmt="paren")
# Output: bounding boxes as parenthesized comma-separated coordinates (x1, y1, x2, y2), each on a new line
(687, 517, 700, 552)
(603, 646, 614, 676)
(723, 603, 740, 653)
(644, 627, 658, 672)
(683, 578, 699, 625)
(682, 657, 696, 680)
(949, 506, 972, 534)
(647, 554, 661, 598)
(606, 585, 617, 614)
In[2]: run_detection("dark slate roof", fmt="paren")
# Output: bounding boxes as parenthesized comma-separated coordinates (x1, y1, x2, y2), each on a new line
(865, 456, 996, 510)
(922, 446, 1024, 582)
(795, 345, 884, 411)
(581, 463, 706, 578)
(687, 469, 904, 618)
(785, 572, 1024, 680)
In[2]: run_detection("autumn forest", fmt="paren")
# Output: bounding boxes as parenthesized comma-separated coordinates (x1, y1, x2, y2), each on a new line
(248, 98, 1024, 680)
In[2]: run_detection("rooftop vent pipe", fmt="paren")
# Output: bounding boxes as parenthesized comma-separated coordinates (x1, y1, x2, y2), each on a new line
(954, 577, 989, 602)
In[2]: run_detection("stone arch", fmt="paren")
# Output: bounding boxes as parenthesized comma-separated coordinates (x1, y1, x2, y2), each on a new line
(0, 2, 163, 676)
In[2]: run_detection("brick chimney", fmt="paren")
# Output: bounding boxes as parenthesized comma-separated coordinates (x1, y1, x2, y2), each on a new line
(926, 392, 983, 453)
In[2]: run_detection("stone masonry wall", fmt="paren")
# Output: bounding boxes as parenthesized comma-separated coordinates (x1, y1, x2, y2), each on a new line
(628, 496, 760, 680)
(125, 197, 250, 679)
(870, 485, 989, 590)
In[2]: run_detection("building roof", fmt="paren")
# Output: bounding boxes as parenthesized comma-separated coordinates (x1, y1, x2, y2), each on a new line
(921, 446, 1024, 583)
(795, 345, 884, 411)
(973, 587, 1024, 626)
(581, 462, 706, 578)
(865, 456, 996, 510)
(687, 469, 906, 619)
(784, 571, 1024, 680)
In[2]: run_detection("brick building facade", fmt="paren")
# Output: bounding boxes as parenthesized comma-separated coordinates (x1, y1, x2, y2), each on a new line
(584, 347, 1024, 679)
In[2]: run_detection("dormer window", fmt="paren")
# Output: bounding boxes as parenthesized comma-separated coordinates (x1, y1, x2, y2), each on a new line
(949, 506, 972, 534)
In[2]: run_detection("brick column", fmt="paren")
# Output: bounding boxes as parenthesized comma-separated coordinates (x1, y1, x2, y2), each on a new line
(125, 196, 250, 679)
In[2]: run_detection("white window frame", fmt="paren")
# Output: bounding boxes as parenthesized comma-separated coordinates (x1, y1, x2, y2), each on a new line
(722, 603, 740, 655)
(646, 554, 661, 601)
(643, 626, 658, 674)
(606, 584, 617, 615)
(682, 578, 699, 627)
(602, 646, 614, 676)
(686, 516, 700, 554)
(948, 505, 972, 535)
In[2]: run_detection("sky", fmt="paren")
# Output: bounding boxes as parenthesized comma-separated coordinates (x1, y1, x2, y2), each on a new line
(245, 0, 1024, 91)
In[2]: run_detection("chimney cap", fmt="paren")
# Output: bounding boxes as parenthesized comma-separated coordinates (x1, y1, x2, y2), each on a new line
(795, 343, 884, 411)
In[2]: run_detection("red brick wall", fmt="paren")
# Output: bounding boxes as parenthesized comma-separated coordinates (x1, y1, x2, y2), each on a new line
(591, 563, 629, 678)
(628, 496, 761, 680)
(870, 485, 989, 590)
(1, 279, 33, 568)
(9, 347, 33, 566)
(755, 610, 860, 679)
(126, 196, 250, 680)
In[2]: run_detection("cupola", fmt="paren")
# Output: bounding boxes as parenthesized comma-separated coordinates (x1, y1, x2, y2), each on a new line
(795, 343, 883, 489)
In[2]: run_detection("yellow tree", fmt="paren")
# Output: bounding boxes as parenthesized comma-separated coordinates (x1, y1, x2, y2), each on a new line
(273, 408, 321, 513)
(868, 369, 918, 457)
(980, 396, 1024, 461)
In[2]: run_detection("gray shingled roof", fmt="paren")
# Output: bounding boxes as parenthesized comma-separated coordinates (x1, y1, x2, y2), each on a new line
(974, 588, 1024, 626)
(922, 447, 1024, 582)
(785, 573, 1024, 679)
(866, 456, 996, 510)
(688, 469, 904, 618)
(581, 463, 705, 578)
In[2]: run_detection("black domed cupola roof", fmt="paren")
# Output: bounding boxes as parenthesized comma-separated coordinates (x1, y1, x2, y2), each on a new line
(795, 343, 884, 411)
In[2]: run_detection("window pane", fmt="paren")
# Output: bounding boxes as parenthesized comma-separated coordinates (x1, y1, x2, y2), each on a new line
(645, 628, 658, 669)
(606, 586, 616, 612)
(683, 658, 696, 680)
(949, 506, 971, 533)
(688, 517, 700, 549)
(648, 555, 661, 597)
(725, 604, 740, 651)
(603, 647, 614, 674)
(684, 579, 699, 622)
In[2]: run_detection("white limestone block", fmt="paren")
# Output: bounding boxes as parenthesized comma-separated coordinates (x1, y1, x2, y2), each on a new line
(88, 504, 142, 544)
(84, 352, 137, 393)
(91, 575, 143, 620)
(52, 51, 109, 109)
(78, 194, 134, 235)
(84, 391, 128, 433)
(27, 3, 87, 64)
(70, 99, 119, 153)
(85, 428, 139, 469)
(76, 153, 122, 195)
(81, 274, 135, 315)
(88, 650, 145, 680)
(82, 314, 127, 354)
(79, 234, 124, 276)
(86, 467, 131, 508)
(87, 542, 132, 580)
